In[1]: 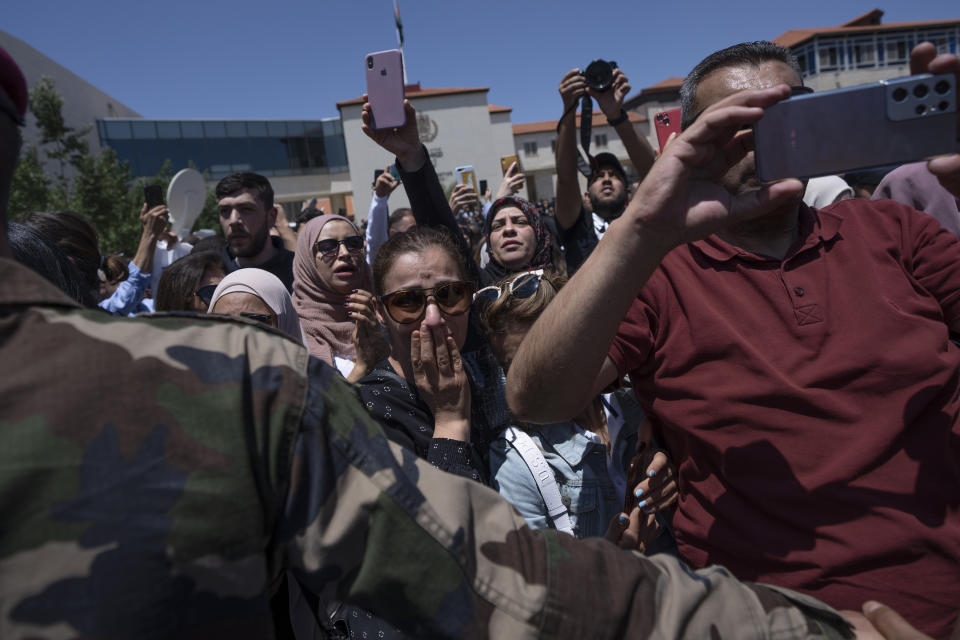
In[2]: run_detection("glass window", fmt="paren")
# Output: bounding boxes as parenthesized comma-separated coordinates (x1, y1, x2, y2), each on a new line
(181, 121, 204, 138)
(854, 43, 875, 65)
(818, 46, 838, 68)
(886, 38, 907, 63)
(594, 134, 608, 148)
(203, 121, 226, 137)
(156, 121, 181, 138)
(131, 121, 157, 139)
(286, 121, 306, 136)
(246, 121, 268, 136)
(523, 141, 538, 156)
(103, 120, 132, 140)
(226, 121, 247, 137)
(267, 121, 286, 136)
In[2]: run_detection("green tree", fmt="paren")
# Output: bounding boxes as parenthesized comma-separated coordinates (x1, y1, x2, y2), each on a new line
(9, 77, 221, 255)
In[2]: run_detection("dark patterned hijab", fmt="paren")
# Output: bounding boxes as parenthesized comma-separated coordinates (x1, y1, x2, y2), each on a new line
(483, 196, 553, 272)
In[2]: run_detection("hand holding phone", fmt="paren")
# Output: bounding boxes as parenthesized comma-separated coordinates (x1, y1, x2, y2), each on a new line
(144, 184, 164, 210)
(501, 154, 520, 176)
(496, 162, 525, 199)
(361, 99, 424, 171)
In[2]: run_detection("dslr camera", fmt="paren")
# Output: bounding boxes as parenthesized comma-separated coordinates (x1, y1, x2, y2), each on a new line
(580, 59, 618, 92)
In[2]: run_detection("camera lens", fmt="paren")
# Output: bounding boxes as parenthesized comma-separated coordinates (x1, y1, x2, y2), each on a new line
(892, 87, 908, 102)
(913, 84, 929, 99)
(915, 104, 926, 115)
(935, 80, 950, 95)
(940, 101, 950, 112)
(367, 57, 373, 69)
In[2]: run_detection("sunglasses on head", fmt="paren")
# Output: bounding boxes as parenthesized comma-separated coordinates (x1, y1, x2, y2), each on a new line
(315, 235, 364, 257)
(680, 85, 814, 131)
(379, 281, 474, 324)
(474, 269, 545, 306)
(196, 284, 218, 307)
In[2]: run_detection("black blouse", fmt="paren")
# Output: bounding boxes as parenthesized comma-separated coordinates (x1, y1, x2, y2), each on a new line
(357, 361, 490, 484)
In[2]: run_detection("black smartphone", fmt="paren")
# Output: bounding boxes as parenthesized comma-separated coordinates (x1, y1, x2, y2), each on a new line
(374, 169, 384, 181)
(479, 179, 488, 195)
(144, 184, 164, 209)
(754, 73, 956, 181)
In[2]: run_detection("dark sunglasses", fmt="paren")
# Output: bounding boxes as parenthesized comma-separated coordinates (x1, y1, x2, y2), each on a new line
(474, 269, 544, 306)
(379, 281, 474, 324)
(196, 284, 218, 307)
(680, 85, 814, 131)
(315, 235, 364, 257)
(240, 312, 273, 324)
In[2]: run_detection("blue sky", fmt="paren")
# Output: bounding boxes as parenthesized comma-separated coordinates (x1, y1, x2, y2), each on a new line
(5, 1, 958, 124)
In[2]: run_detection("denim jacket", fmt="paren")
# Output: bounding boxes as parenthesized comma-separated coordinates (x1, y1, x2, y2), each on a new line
(490, 404, 637, 539)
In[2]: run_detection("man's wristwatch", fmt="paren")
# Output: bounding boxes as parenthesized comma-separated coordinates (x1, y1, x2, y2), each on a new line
(606, 109, 629, 127)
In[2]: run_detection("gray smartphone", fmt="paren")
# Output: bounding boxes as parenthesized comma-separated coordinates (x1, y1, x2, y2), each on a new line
(754, 73, 956, 182)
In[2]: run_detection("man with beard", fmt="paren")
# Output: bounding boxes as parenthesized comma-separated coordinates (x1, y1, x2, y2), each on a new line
(217, 172, 295, 290)
(553, 66, 656, 274)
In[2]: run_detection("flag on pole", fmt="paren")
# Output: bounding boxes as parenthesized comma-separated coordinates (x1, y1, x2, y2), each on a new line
(394, 0, 404, 47)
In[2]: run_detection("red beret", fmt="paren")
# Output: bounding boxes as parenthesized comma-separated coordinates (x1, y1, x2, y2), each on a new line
(0, 45, 28, 124)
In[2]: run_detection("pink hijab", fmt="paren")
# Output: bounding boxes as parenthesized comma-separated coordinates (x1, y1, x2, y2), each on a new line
(292, 214, 372, 364)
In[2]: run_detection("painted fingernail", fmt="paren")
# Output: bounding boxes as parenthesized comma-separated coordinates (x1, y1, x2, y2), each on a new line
(616, 514, 629, 526)
(647, 469, 656, 478)
(637, 499, 648, 509)
(634, 488, 644, 499)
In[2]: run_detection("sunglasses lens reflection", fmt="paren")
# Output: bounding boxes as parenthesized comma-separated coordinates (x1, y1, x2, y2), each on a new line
(511, 274, 541, 299)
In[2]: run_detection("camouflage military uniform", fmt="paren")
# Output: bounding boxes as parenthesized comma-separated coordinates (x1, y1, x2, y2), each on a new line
(0, 257, 854, 639)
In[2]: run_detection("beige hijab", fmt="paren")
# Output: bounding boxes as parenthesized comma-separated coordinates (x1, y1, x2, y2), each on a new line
(292, 214, 372, 364)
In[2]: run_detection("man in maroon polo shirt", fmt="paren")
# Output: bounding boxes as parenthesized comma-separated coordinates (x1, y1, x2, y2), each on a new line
(507, 40, 960, 639)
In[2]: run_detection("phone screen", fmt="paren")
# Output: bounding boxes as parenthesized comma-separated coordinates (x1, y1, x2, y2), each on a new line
(144, 185, 164, 210)
(479, 179, 488, 194)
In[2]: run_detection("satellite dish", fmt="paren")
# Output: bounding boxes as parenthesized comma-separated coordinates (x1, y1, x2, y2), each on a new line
(166, 168, 207, 239)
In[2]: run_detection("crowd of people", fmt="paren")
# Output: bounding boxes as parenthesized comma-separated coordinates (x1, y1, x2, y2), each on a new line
(1, 36, 959, 639)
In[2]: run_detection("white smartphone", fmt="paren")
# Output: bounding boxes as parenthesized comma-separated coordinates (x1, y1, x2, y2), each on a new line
(455, 165, 478, 195)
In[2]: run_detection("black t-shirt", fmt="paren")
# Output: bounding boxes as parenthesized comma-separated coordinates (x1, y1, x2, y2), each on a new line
(223, 236, 296, 291)
(558, 206, 600, 276)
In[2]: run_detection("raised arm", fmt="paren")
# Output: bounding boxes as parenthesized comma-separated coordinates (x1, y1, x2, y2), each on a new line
(554, 69, 588, 231)
(590, 68, 656, 183)
(507, 85, 805, 423)
(361, 97, 476, 279)
(365, 167, 398, 265)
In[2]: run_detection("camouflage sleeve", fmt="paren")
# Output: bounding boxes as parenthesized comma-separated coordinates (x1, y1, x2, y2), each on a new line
(277, 358, 854, 639)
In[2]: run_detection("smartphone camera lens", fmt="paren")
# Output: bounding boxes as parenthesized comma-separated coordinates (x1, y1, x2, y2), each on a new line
(935, 80, 950, 95)
(915, 104, 927, 115)
(367, 57, 373, 70)
(913, 84, 929, 99)
(892, 87, 908, 102)
(940, 101, 950, 112)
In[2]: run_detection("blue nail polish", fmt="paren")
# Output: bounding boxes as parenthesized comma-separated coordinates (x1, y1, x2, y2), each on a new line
(616, 514, 629, 525)
(634, 488, 644, 499)
(647, 469, 656, 478)
(637, 499, 648, 509)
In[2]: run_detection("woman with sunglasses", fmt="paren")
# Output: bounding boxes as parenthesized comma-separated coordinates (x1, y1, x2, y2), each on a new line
(293, 214, 385, 381)
(480, 270, 678, 550)
(354, 226, 503, 484)
(207, 268, 305, 344)
(154, 251, 227, 312)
